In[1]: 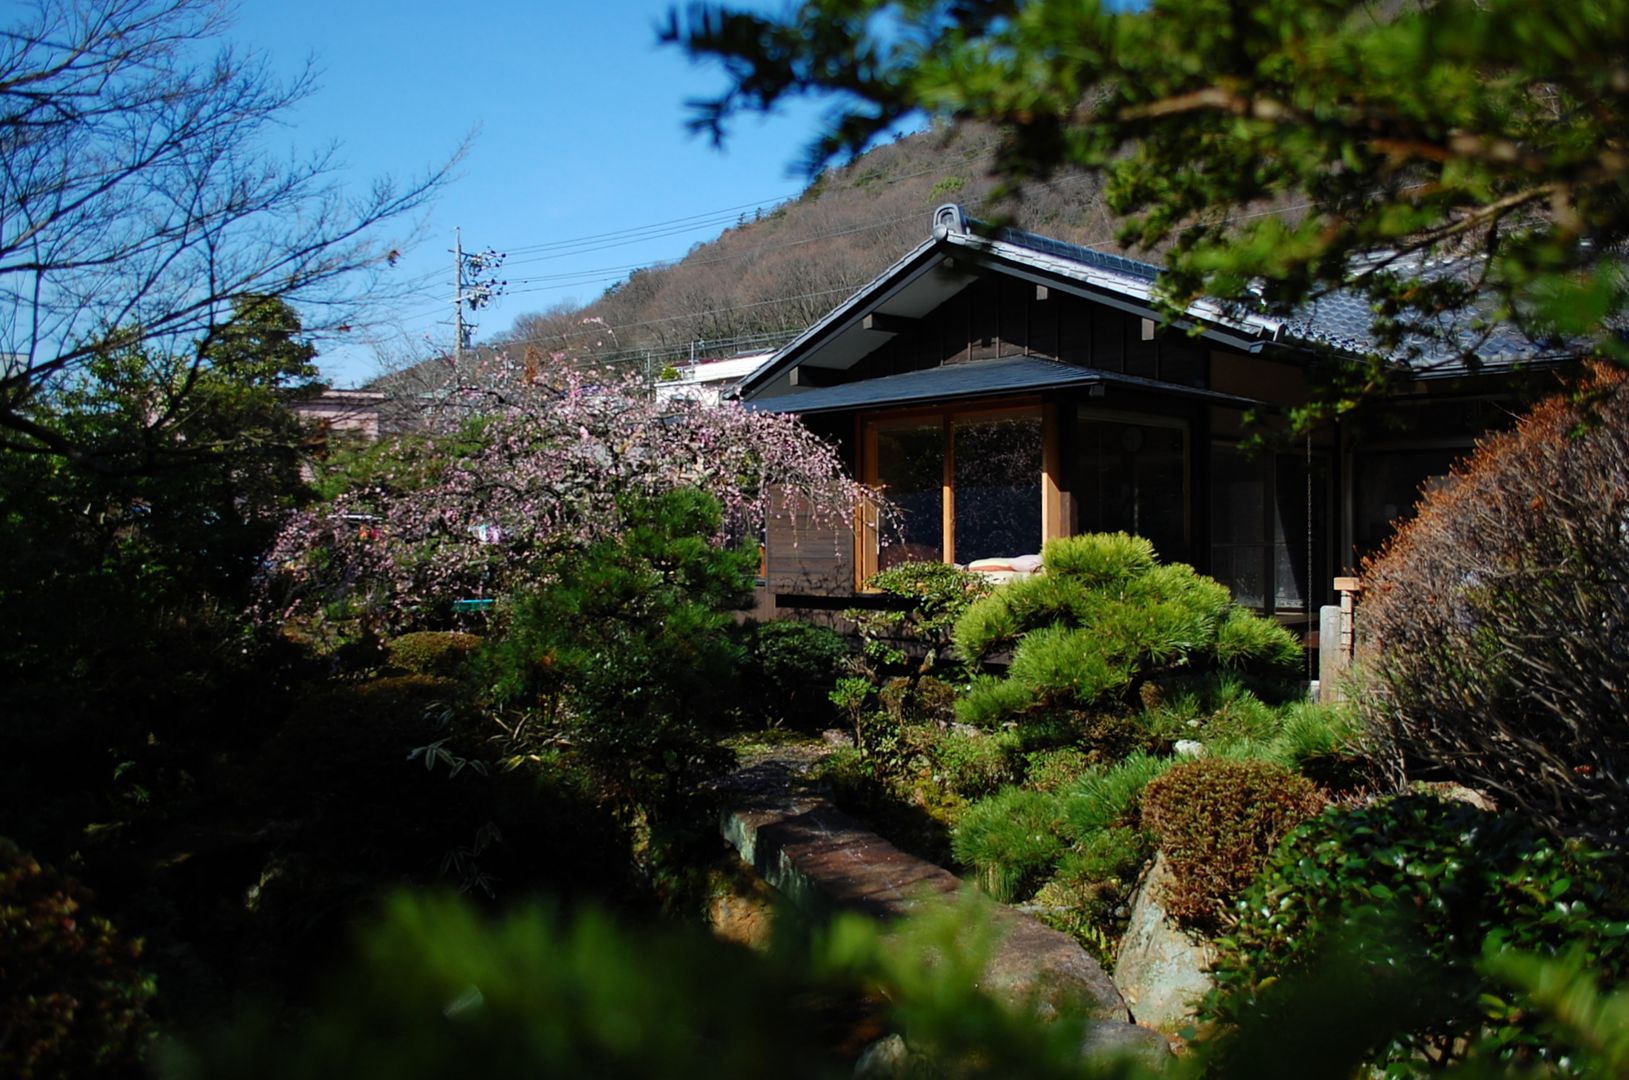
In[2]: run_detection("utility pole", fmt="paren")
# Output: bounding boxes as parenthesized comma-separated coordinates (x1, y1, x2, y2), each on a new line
(453, 227, 466, 368)
(451, 228, 507, 369)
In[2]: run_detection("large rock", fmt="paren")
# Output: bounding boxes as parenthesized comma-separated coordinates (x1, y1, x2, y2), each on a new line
(1113, 853, 1216, 1031)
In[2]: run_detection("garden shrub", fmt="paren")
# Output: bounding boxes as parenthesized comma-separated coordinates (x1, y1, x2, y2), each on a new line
(1359, 363, 1629, 843)
(386, 631, 481, 677)
(1200, 794, 1629, 1074)
(929, 728, 1020, 799)
(847, 561, 993, 679)
(951, 788, 1067, 901)
(737, 619, 848, 730)
(953, 534, 1300, 736)
(0, 838, 155, 1078)
(1058, 751, 1173, 839)
(1023, 747, 1091, 793)
(1141, 758, 1324, 930)
(479, 489, 757, 815)
(831, 562, 992, 789)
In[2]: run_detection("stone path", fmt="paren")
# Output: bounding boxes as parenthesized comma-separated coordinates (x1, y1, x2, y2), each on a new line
(716, 747, 1172, 1066)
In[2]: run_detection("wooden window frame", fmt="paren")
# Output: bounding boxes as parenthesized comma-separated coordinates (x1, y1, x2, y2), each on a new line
(1073, 406, 1193, 560)
(855, 396, 1062, 586)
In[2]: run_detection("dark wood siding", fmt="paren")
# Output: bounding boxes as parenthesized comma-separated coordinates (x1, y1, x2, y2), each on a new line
(844, 271, 1208, 386)
(763, 491, 856, 594)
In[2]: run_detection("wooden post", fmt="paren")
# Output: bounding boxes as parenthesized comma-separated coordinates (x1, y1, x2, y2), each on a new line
(1335, 576, 1362, 658)
(1318, 576, 1362, 702)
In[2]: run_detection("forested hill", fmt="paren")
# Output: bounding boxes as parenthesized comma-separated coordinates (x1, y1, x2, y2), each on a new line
(483, 123, 1126, 372)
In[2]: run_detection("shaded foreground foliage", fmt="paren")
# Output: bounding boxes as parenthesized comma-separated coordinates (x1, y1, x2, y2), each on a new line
(1200, 795, 1629, 1076)
(155, 883, 1629, 1080)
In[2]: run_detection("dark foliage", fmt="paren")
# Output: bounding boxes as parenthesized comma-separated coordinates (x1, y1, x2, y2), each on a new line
(736, 619, 849, 730)
(480, 489, 758, 815)
(1200, 795, 1629, 1075)
(0, 838, 155, 1078)
(386, 631, 482, 678)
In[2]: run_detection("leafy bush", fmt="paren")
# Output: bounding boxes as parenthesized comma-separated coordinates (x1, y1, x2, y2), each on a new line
(929, 728, 1019, 799)
(1023, 747, 1091, 793)
(1359, 364, 1629, 843)
(848, 560, 994, 677)
(832, 562, 992, 783)
(168, 890, 1110, 1080)
(1141, 758, 1324, 930)
(0, 838, 154, 1078)
(1201, 794, 1629, 1075)
(386, 631, 481, 677)
(737, 619, 848, 729)
(953, 534, 1300, 735)
(1058, 752, 1173, 839)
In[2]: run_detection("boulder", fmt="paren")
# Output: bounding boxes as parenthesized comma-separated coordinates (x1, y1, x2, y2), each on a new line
(1113, 854, 1216, 1031)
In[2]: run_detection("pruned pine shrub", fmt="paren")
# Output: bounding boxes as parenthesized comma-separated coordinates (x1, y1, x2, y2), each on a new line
(1359, 364, 1629, 843)
(953, 533, 1300, 732)
(1141, 758, 1324, 930)
(952, 752, 1171, 904)
(951, 788, 1066, 901)
(0, 839, 154, 1079)
(387, 631, 481, 677)
(1059, 751, 1174, 838)
(1200, 795, 1629, 1076)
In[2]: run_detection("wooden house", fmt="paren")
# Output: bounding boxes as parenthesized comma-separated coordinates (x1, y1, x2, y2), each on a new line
(738, 205, 1578, 632)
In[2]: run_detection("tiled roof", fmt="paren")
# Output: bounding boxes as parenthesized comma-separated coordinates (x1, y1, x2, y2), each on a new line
(747, 356, 1264, 414)
(737, 205, 1589, 402)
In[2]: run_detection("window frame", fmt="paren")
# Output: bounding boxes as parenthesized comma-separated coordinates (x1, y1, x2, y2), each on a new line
(1072, 406, 1193, 564)
(856, 397, 1058, 584)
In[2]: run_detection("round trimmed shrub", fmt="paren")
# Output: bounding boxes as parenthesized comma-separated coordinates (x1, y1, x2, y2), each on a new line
(0, 838, 154, 1078)
(952, 533, 1301, 734)
(1141, 757, 1324, 929)
(1359, 364, 1629, 843)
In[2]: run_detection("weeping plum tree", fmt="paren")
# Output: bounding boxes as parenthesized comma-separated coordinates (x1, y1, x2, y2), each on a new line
(260, 350, 883, 635)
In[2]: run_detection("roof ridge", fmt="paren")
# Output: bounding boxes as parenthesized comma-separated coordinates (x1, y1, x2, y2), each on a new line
(950, 209, 1162, 282)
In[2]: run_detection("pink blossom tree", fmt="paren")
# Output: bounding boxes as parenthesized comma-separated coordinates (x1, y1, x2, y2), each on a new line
(261, 351, 881, 635)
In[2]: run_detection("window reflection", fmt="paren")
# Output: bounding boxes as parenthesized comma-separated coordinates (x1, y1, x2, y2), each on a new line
(874, 423, 944, 570)
(1075, 417, 1188, 564)
(953, 416, 1042, 562)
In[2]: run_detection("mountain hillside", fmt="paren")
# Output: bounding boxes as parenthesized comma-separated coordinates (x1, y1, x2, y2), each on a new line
(486, 123, 1129, 372)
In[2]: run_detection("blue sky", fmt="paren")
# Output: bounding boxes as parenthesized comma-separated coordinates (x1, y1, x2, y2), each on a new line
(228, 1, 863, 386)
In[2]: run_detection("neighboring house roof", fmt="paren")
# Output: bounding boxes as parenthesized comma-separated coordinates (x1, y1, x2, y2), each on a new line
(654, 352, 771, 404)
(291, 389, 386, 440)
(737, 204, 1580, 404)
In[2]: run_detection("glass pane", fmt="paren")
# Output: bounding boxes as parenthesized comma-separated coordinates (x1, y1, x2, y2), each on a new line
(1272, 453, 1330, 610)
(1210, 445, 1266, 544)
(1352, 449, 1459, 560)
(1210, 444, 1267, 606)
(1213, 546, 1266, 608)
(952, 416, 1042, 563)
(875, 424, 944, 570)
(1074, 418, 1188, 563)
